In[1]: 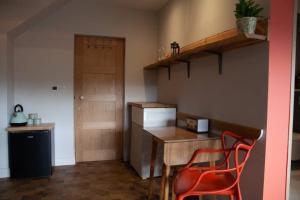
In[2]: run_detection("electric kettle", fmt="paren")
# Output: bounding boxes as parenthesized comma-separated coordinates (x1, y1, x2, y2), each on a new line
(10, 104, 27, 127)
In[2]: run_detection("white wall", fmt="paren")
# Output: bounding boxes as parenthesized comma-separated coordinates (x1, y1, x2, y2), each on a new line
(0, 0, 65, 178)
(0, 34, 13, 178)
(0, 34, 9, 178)
(13, 0, 158, 165)
(158, 0, 269, 50)
(157, 0, 269, 199)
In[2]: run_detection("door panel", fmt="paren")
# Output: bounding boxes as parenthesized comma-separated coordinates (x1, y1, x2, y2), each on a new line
(81, 102, 116, 122)
(82, 74, 116, 101)
(80, 129, 117, 162)
(75, 35, 124, 162)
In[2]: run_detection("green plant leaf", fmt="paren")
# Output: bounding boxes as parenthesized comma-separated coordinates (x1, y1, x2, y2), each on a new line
(234, 0, 263, 18)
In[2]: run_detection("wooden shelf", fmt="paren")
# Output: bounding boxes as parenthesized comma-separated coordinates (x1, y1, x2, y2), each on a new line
(144, 28, 267, 79)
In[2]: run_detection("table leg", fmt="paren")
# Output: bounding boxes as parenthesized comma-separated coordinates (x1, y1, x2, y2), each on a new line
(160, 165, 166, 200)
(160, 164, 171, 200)
(171, 185, 176, 200)
(148, 139, 158, 200)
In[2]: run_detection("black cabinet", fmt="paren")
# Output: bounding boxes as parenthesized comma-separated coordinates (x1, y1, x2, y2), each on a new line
(9, 130, 53, 178)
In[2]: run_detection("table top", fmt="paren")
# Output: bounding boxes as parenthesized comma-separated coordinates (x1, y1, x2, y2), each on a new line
(128, 102, 177, 109)
(6, 123, 55, 133)
(143, 126, 220, 143)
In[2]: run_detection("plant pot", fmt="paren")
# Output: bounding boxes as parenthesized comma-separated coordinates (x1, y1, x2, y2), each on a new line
(236, 17, 257, 34)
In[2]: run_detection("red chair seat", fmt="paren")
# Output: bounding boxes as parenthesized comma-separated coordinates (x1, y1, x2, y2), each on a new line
(174, 168, 236, 195)
(173, 131, 258, 200)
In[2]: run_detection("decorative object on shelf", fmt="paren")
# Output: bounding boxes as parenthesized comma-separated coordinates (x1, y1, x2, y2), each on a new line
(171, 41, 180, 55)
(158, 47, 166, 61)
(10, 104, 27, 127)
(144, 26, 267, 80)
(234, 0, 263, 34)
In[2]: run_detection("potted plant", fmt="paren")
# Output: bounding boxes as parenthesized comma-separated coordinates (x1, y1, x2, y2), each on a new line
(234, 0, 263, 34)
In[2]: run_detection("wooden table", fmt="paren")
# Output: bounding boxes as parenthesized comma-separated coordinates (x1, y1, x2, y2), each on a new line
(145, 126, 222, 200)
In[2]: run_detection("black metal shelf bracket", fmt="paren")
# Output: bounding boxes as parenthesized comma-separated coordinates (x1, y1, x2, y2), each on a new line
(167, 65, 171, 80)
(178, 60, 191, 79)
(205, 51, 223, 74)
(218, 53, 223, 75)
(158, 65, 171, 80)
(159, 60, 191, 80)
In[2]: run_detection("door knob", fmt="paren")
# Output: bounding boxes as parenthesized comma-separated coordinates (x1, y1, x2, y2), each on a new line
(79, 96, 85, 100)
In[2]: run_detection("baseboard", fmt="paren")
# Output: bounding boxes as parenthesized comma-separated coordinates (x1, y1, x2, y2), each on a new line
(0, 168, 10, 178)
(55, 157, 75, 166)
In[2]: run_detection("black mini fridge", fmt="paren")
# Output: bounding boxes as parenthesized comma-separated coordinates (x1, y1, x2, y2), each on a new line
(9, 130, 53, 178)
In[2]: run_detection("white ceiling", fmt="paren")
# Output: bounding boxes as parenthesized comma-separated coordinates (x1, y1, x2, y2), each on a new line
(0, 0, 168, 11)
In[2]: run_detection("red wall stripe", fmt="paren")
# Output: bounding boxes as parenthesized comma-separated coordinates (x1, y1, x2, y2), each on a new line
(263, 0, 295, 199)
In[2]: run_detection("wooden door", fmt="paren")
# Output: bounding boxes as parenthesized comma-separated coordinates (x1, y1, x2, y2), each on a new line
(74, 35, 124, 162)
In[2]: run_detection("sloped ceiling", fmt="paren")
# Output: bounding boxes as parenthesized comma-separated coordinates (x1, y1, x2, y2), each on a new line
(0, 0, 58, 33)
(0, 0, 168, 34)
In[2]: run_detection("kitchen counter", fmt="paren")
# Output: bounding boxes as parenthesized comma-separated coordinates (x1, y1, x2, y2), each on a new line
(128, 102, 176, 108)
(6, 123, 55, 133)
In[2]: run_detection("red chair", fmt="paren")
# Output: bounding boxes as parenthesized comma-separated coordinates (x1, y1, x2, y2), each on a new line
(173, 131, 257, 200)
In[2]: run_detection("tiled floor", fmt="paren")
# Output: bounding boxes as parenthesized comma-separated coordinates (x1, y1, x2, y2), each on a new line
(0, 161, 161, 200)
(3, 160, 300, 199)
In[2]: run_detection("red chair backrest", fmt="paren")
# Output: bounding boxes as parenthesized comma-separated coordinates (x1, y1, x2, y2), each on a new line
(174, 130, 259, 196)
(221, 131, 256, 181)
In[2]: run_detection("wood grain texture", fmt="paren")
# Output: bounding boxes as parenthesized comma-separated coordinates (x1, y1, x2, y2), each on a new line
(164, 140, 222, 166)
(148, 139, 158, 200)
(146, 127, 222, 200)
(0, 161, 162, 200)
(6, 123, 55, 133)
(176, 112, 263, 140)
(144, 27, 267, 70)
(74, 35, 125, 162)
(161, 165, 171, 200)
(128, 102, 177, 109)
(144, 127, 220, 143)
